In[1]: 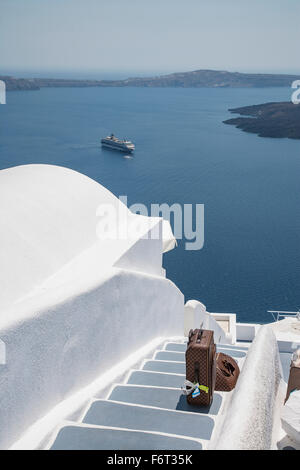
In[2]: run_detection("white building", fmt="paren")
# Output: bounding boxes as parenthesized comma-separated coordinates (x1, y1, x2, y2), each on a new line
(0, 164, 299, 450)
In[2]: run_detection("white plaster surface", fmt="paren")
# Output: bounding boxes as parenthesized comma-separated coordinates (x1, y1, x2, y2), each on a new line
(236, 322, 260, 342)
(0, 263, 184, 450)
(0, 164, 175, 315)
(183, 300, 227, 344)
(270, 318, 300, 345)
(210, 313, 236, 344)
(184, 300, 206, 335)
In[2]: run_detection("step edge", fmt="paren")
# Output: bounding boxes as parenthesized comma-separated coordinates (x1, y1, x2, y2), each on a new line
(127, 369, 185, 379)
(142, 359, 185, 367)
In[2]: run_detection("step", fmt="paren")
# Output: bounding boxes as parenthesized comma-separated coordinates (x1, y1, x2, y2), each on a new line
(83, 399, 214, 441)
(165, 342, 249, 353)
(50, 424, 203, 450)
(127, 370, 184, 388)
(107, 384, 222, 415)
(155, 348, 246, 362)
(143, 360, 185, 374)
(217, 343, 250, 351)
(164, 342, 187, 352)
(154, 351, 185, 362)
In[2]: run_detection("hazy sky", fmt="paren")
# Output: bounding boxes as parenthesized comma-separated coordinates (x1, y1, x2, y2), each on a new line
(1, 0, 299, 76)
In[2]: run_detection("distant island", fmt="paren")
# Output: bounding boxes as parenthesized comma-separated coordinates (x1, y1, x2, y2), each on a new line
(0, 76, 40, 91)
(1, 69, 300, 91)
(223, 102, 300, 140)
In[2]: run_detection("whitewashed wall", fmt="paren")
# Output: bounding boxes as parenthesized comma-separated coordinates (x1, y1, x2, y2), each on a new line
(0, 268, 184, 449)
(0, 164, 184, 449)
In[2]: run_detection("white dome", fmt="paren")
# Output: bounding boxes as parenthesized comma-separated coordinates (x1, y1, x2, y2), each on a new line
(0, 164, 175, 315)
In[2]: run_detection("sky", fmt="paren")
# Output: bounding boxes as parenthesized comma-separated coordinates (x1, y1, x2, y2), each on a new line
(1, 0, 300, 77)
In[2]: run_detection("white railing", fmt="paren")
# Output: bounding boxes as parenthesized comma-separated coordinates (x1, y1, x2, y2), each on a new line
(268, 310, 300, 322)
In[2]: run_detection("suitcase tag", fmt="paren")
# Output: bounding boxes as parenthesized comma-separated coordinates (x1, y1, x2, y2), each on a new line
(191, 383, 209, 398)
(182, 380, 209, 396)
(192, 385, 201, 398)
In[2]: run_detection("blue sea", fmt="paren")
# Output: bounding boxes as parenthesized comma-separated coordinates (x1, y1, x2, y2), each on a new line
(0, 86, 299, 323)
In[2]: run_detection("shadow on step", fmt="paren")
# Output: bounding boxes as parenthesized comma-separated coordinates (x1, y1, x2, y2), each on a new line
(83, 400, 214, 440)
(108, 385, 222, 415)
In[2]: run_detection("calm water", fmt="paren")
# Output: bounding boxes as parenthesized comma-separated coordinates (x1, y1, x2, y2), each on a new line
(0, 86, 299, 323)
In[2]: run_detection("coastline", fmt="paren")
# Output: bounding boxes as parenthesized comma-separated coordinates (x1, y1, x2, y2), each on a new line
(224, 101, 300, 139)
(2, 69, 299, 92)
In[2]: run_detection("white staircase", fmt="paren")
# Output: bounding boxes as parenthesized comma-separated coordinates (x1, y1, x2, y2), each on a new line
(49, 340, 248, 450)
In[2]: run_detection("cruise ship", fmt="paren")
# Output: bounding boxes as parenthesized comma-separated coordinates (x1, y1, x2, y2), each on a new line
(101, 134, 135, 153)
(0, 164, 299, 451)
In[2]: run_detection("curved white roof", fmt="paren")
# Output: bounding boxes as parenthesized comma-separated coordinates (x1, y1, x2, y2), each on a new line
(0, 164, 175, 314)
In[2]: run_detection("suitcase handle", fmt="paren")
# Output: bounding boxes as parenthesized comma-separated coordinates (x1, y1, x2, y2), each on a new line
(188, 329, 204, 345)
(196, 330, 203, 343)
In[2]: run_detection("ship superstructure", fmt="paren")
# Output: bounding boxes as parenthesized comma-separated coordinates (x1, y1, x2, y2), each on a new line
(101, 134, 135, 153)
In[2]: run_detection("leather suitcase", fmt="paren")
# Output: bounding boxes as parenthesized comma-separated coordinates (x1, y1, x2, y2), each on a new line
(285, 349, 300, 403)
(215, 352, 240, 391)
(185, 329, 216, 407)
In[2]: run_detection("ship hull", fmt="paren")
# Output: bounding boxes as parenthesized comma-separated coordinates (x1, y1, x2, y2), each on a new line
(101, 141, 134, 153)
